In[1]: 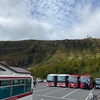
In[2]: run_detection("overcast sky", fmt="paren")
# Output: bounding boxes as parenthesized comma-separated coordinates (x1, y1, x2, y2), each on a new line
(0, 0, 100, 41)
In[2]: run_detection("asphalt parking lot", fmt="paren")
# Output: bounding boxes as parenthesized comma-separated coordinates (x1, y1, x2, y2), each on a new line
(33, 83, 100, 100)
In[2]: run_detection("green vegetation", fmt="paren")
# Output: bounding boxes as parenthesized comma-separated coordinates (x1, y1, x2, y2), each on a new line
(0, 38, 100, 78)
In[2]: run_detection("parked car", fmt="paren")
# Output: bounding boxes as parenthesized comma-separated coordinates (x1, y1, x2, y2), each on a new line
(43, 79, 47, 83)
(95, 78, 100, 89)
(36, 78, 43, 83)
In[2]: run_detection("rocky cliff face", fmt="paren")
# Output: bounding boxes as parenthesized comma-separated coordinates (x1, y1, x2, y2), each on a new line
(0, 38, 99, 68)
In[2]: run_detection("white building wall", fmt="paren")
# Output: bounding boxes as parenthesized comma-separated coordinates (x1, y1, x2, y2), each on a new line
(0, 65, 13, 75)
(0, 65, 31, 76)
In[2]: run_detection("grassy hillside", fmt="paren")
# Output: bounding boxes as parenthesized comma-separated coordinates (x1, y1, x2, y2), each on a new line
(0, 38, 100, 78)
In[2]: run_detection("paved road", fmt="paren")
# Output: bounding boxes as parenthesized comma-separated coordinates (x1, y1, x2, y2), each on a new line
(33, 83, 100, 100)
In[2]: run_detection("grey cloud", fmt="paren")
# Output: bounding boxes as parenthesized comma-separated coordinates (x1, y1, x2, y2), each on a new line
(0, 0, 100, 40)
(0, 17, 53, 40)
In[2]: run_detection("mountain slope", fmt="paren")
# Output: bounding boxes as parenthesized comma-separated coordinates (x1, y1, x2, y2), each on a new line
(0, 38, 100, 78)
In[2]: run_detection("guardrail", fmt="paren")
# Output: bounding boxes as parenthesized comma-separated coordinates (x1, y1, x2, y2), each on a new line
(86, 89, 100, 100)
(96, 93, 100, 100)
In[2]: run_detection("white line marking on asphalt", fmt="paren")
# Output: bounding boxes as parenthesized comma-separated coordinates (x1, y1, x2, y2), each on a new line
(85, 87, 95, 100)
(35, 85, 47, 88)
(34, 87, 53, 92)
(43, 88, 67, 96)
(62, 89, 80, 99)
(33, 94, 77, 100)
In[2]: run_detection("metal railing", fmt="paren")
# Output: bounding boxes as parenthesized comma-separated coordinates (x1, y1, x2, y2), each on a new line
(96, 93, 100, 100)
(86, 90, 100, 100)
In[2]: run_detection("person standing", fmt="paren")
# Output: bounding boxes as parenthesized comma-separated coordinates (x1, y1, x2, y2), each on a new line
(33, 79, 36, 87)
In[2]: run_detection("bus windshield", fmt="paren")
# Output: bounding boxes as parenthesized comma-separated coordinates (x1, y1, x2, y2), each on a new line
(68, 76, 77, 83)
(95, 79, 100, 84)
(47, 76, 54, 81)
(57, 76, 66, 82)
(80, 76, 90, 83)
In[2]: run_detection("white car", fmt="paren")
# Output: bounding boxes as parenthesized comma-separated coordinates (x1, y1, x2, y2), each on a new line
(43, 79, 47, 82)
(36, 78, 43, 83)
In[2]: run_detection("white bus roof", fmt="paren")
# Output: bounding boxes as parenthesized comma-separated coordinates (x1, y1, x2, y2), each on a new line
(95, 78, 100, 79)
(47, 74, 59, 76)
(58, 74, 70, 76)
(0, 75, 32, 77)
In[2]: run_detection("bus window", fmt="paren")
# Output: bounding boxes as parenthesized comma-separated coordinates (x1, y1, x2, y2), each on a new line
(68, 76, 77, 83)
(47, 76, 54, 82)
(25, 78, 31, 92)
(20, 79, 24, 84)
(58, 76, 66, 82)
(0, 80, 11, 86)
(95, 78, 100, 89)
(13, 79, 24, 85)
(80, 77, 90, 84)
(26, 78, 31, 84)
(13, 79, 20, 85)
(12, 79, 25, 96)
(0, 80, 11, 99)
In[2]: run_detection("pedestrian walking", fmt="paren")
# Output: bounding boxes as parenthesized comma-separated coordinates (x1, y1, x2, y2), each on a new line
(33, 79, 36, 87)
